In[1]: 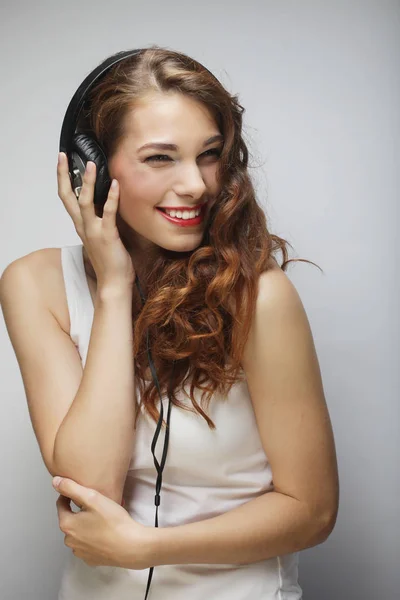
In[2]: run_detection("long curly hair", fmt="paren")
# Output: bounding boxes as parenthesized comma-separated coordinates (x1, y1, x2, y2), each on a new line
(79, 45, 321, 430)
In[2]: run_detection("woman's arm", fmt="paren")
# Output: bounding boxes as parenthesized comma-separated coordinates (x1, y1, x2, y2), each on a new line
(134, 488, 334, 567)
(0, 254, 135, 505)
(53, 284, 136, 505)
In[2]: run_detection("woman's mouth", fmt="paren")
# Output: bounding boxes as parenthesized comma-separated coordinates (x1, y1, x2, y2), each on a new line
(155, 203, 207, 227)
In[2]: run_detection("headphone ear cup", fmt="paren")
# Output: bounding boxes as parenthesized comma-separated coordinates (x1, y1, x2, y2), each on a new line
(71, 133, 111, 211)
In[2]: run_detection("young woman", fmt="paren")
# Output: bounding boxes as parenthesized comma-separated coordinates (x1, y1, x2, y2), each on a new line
(0, 46, 339, 599)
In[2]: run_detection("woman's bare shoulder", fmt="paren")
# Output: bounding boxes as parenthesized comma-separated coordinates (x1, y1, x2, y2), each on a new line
(1, 248, 70, 334)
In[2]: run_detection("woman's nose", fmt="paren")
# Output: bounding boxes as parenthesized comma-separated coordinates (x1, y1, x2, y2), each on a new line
(173, 163, 207, 200)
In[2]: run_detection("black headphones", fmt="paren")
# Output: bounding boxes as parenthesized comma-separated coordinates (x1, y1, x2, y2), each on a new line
(59, 48, 176, 600)
(59, 48, 142, 206)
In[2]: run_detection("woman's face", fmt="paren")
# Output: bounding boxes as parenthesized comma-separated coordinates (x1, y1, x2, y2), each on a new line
(108, 91, 223, 262)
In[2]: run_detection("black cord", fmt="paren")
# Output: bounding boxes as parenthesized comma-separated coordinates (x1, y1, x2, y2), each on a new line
(135, 275, 175, 600)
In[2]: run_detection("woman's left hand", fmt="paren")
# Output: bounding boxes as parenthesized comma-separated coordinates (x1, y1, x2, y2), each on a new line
(53, 476, 152, 570)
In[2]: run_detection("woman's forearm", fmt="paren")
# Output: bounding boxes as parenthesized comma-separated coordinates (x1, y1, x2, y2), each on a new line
(139, 491, 334, 568)
(53, 284, 135, 504)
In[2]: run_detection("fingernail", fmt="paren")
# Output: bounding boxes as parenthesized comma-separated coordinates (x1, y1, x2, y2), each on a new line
(58, 153, 63, 165)
(53, 476, 62, 488)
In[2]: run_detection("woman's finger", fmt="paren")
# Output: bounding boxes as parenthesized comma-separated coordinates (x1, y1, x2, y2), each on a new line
(56, 494, 73, 531)
(101, 179, 119, 232)
(76, 161, 97, 225)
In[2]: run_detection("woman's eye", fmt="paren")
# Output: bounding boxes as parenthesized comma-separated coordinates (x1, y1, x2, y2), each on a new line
(145, 154, 171, 162)
(145, 149, 221, 163)
(201, 149, 222, 160)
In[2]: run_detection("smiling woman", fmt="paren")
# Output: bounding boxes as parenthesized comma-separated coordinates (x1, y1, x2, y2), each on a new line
(0, 44, 337, 600)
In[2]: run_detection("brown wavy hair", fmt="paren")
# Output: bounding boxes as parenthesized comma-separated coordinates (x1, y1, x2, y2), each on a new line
(79, 44, 322, 430)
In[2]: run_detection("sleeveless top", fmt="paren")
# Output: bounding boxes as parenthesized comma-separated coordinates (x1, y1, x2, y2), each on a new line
(57, 244, 303, 600)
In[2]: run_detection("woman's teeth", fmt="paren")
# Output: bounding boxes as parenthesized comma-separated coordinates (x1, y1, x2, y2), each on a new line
(164, 208, 201, 219)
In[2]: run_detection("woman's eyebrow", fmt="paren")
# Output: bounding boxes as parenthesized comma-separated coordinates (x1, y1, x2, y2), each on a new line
(138, 134, 224, 152)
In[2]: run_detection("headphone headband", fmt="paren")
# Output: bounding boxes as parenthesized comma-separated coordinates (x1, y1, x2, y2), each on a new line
(59, 49, 142, 156)
(58, 49, 144, 206)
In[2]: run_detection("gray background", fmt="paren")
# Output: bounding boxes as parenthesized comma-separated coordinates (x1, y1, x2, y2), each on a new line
(0, 1, 399, 598)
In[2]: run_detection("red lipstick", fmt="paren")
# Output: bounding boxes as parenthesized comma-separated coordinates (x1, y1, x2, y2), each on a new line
(155, 202, 207, 227)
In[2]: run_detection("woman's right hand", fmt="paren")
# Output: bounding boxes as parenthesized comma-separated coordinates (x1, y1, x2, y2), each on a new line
(57, 152, 136, 290)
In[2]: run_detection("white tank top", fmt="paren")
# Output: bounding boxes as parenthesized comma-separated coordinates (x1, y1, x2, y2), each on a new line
(57, 244, 302, 600)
